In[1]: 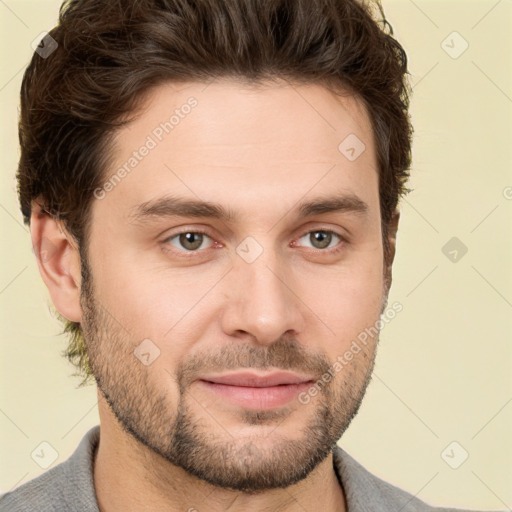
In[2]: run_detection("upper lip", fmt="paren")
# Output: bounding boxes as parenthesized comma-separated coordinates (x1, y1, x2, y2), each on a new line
(200, 371, 314, 388)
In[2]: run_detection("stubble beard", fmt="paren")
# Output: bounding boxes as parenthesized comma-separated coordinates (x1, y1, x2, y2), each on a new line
(79, 255, 380, 493)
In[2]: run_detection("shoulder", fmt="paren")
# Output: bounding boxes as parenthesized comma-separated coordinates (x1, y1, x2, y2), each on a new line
(1, 459, 71, 512)
(332, 444, 494, 512)
(0, 425, 100, 512)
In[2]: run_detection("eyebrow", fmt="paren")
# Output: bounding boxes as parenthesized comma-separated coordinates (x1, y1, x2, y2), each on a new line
(128, 193, 369, 225)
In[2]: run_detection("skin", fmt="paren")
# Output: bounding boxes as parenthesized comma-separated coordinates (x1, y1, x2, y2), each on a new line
(30, 78, 399, 512)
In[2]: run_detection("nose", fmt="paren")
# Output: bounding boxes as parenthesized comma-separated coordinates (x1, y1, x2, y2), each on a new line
(219, 246, 306, 346)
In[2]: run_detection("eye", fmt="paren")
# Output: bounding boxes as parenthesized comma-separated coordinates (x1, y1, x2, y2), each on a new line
(162, 228, 346, 257)
(164, 231, 215, 252)
(294, 230, 344, 252)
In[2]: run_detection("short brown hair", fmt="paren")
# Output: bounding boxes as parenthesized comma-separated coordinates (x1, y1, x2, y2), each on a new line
(17, 0, 413, 385)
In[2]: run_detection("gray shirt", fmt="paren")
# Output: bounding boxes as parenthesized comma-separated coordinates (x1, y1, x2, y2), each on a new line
(0, 425, 492, 511)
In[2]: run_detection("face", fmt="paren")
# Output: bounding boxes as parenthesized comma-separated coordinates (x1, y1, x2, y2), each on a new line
(80, 79, 387, 492)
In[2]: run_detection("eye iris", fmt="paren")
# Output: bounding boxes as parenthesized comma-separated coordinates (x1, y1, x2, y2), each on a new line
(311, 231, 331, 249)
(179, 232, 203, 251)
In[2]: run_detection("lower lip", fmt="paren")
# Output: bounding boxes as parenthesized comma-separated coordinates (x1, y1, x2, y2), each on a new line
(198, 380, 312, 410)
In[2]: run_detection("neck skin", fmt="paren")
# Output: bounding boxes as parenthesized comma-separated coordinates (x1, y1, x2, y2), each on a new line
(93, 392, 347, 512)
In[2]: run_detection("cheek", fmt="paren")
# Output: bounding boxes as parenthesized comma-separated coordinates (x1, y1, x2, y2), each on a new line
(303, 270, 383, 329)
(89, 249, 216, 365)
(87, 243, 171, 335)
(292, 250, 384, 355)
(334, 275, 384, 339)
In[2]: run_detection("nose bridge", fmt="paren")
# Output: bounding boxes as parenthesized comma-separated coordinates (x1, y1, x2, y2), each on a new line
(220, 235, 305, 344)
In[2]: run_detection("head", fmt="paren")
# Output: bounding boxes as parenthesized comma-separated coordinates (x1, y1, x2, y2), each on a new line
(19, 0, 412, 493)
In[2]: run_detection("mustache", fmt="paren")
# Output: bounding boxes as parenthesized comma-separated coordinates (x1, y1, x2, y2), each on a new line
(176, 338, 332, 392)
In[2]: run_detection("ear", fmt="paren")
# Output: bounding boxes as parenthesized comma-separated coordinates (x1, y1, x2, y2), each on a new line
(384, 208, 400, 291)
(30, 200, 82, 322)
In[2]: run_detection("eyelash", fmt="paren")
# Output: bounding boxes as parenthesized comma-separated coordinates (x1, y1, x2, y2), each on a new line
(161, 228, 347, 258)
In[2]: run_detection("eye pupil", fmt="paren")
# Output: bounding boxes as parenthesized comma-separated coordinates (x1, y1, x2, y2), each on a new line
(311, 231, 331, 249)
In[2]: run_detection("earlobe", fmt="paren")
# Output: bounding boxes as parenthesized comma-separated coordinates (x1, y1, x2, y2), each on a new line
(30, 201, 82, 323)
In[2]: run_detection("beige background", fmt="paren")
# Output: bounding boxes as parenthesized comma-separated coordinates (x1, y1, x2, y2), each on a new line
(1, 0, 511, 509)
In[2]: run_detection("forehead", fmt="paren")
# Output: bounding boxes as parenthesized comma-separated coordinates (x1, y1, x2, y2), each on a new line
(95, 78, 379, 226)
(127, 78, 375, 153)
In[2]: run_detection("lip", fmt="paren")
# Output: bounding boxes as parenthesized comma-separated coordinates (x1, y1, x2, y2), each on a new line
(200, 371, 314, 387)
(197, 371, 315, 410)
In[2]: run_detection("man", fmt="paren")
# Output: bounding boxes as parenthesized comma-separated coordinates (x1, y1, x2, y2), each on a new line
(0, 0, 496, 511)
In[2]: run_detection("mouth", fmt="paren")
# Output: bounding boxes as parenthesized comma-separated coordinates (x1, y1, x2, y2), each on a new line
(197, 371, 315, 410)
